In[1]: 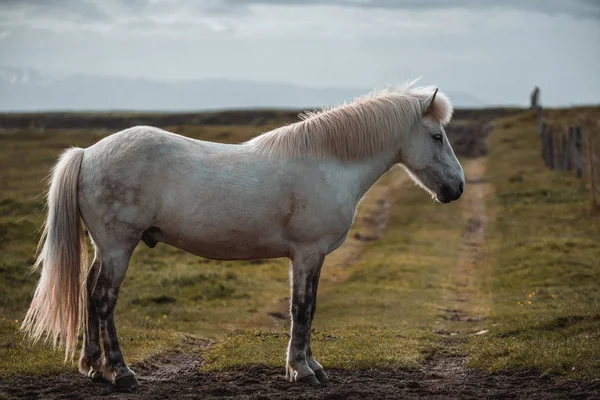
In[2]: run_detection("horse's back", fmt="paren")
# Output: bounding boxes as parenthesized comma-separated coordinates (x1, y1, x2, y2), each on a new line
(86, 125, 223, 161)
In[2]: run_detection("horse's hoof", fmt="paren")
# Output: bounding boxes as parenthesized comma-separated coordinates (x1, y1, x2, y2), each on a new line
(297, 374, 320, 386)
(89, 371, 112, 385)
(115, 375, 140, 392)
(314, 369, 330, 383)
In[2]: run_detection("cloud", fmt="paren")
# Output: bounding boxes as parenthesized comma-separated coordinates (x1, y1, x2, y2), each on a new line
(225, 0, 600, 19)
(0, 0, 109, 22)
(0, 0, 240, 35)
(0, 0, 596, 39)
(1, 0, 598, 24)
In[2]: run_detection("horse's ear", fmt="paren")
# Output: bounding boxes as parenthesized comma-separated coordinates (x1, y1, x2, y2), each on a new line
(422, 88, 439, 115)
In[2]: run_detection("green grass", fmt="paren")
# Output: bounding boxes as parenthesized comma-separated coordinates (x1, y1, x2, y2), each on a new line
(0, 120, 468, 376)
(204, 328, 439, 372)
(2, 108, 600, 380)
(463, 110, 600, 379)
(0, 321, 181, 376)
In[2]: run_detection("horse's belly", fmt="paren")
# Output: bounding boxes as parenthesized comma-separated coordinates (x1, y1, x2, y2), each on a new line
(153, 226, 288, 261)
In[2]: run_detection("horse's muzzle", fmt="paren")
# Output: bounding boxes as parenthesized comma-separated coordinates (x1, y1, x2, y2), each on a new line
(437, 182, 464, 203)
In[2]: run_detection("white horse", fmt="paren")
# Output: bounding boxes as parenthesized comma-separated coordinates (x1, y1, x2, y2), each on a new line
(21, 83, 464, 391)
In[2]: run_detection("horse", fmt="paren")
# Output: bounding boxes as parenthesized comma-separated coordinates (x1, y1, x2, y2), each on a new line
(21, 83, 464, 391)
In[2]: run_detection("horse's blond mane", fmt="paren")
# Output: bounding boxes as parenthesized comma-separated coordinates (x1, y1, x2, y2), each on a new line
(246, 83, 453, 161)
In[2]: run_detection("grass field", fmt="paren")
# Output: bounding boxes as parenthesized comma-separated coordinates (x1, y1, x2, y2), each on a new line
(464, 109, 600, 379)
(1, 107, 599, 389)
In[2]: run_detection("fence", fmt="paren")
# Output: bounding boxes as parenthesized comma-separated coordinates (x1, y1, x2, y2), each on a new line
(537, 107, 600, 210)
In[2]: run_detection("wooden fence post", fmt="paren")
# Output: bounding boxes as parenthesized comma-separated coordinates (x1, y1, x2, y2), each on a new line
(548, 129, 555, 170)
(575, 126, 583, 178)
(541, 125, 547, 166)
(537, 106, 543, 136)
(589, 135, 598, 210)
(555, 133, 561, 170)
(561, 134, 568, 171)
(567, 127, 574, 171)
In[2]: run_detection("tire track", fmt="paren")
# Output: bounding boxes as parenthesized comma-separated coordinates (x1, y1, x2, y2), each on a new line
(439, 156, 491, 325)
(429, 155, 494, 384)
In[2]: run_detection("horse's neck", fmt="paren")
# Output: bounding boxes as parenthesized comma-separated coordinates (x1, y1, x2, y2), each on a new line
(350, 147, 401, 201)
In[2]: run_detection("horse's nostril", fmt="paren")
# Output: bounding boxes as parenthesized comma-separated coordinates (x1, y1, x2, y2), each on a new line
(458, 182, 464, 195)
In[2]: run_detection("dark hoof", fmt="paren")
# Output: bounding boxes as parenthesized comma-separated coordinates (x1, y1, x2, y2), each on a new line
(115, 375, 140, 392)
(314, 369, 330, 383)
(89, 371, 112, 385)
(297, 374, 320, 386)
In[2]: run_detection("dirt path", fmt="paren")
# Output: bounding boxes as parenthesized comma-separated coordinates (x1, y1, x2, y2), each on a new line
(3, 344, 597, 399)
(427, 155, 494, 387)
(435, 156, 491, 333)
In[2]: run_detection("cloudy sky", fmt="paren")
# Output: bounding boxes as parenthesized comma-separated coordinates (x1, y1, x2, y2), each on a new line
(0, 0, 599, 106)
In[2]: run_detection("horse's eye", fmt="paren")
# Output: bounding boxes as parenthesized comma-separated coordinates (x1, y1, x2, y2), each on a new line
(432, 134, 443, 142)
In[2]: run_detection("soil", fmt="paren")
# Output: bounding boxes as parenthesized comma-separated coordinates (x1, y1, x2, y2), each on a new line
(2, 345, 599, 400)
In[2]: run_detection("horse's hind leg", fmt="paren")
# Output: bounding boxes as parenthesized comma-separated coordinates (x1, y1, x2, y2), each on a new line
(91, 245, 139, 392)
(78, 251, 106, 383)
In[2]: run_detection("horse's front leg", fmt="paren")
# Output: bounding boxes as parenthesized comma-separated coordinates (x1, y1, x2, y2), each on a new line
(306, 291, 329, 383)
(286, 251, 325, 385)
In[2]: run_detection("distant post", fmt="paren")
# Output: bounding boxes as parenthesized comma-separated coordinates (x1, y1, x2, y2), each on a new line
(530, 86, 540, 110)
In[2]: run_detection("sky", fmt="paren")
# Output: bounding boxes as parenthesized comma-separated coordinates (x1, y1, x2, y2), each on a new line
(0, 0, 599, 106)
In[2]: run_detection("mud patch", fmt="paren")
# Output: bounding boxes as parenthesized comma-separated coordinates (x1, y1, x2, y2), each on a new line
(267, 311, 288, 320)
(2, 337, 596, 399)
(1, 353, 597, 400)
(440, 308, 486, 322)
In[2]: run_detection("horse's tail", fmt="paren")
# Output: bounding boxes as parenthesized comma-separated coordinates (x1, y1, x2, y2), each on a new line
(21, 147, 88, 361)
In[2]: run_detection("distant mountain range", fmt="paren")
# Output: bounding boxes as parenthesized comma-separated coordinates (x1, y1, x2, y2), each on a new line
(0, 66, 487, 111)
